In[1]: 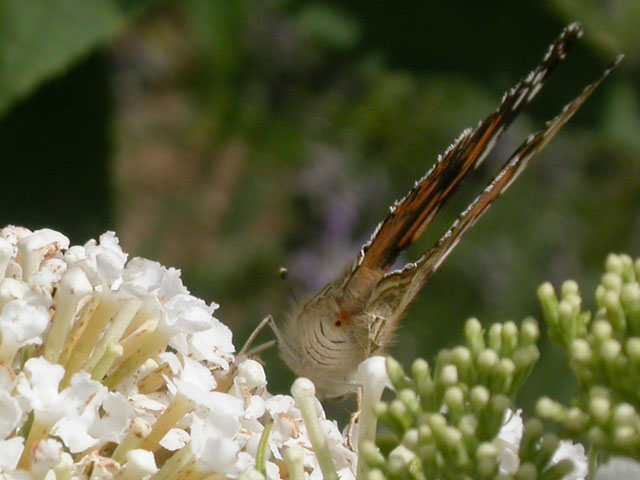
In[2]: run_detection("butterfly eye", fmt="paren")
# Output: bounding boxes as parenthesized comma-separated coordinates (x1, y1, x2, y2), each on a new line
(334, 320, 342, 327)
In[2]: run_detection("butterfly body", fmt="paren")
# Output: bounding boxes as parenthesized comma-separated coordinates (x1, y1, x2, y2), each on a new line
(268, 24, 622, 398)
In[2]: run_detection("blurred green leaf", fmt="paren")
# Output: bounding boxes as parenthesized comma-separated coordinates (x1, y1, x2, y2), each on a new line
(295, 3, 359, 51)
(0, 0, 135, 114)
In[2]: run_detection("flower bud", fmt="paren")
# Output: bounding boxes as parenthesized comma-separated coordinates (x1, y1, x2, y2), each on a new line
(464, 317, 485, 353)
(561, 279, 580, 297)
(520, 318, 539, 345)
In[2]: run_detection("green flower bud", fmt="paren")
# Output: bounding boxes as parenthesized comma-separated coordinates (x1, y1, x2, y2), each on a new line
(595, 284, 607, 307)
(603, 290, 626, 331)
(516, 462, 538, 480)
(605, 254, 624, 275)
(592, 320, 613, 342)
(374, 401, 388, 418)
(600, 338, 622, 363)
(411, 358, 430, 383)
(386, 356, 411, 391)
(360, 441, 386, 469)
(512, 345, 540, 370)
(587, 425, 607, 446)
(589, 396, 611, 425)
(476, 442, 498, 477)
(458, 414, 478, 438)
(501, 321, 518, 355)
(443, 385, 464, 405)
(488, 395, 511, 434)
(613, 425, 636, 447)
(626, 337, 640, 362)
(602, 272, 623, 293)
(621, 283, 640, 334)
(519, 418, 543, 459)
(561, 280, 580, 297)
(569, 338, 592, 363)
(470, 385, 490, 412)
(564, 407, 589, 432)
(618, 253, 634, 281)
(620, 283, 640, 311)
(398, 389, 420, 417)
(441, 426, 463, 448)
(418, 423, 433, 444)
(536, 397, 564, 421)
(543, 459, 575, 480)
(366, 469, 386, 480)
(390, 399, 411, 431)
(538, 282, 559, 327)
(520, 318, 540, 346)
(535, 433, 559, 467)
(477, 349, 499, 386)
(402, 428, 419, 450)
(464, 318, 485, 354)
(492, 358, 516, 394)
(476, 442, 498, 461)
(388, 445, 416, 474)
(451, 346, 472, 382)
(488, 323, 503, 352)
(612, 403, 638, 426)
(558, 299, 578, 339)
(439, 364, 458, 387)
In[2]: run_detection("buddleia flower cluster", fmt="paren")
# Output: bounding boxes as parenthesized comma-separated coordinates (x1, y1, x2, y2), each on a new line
(357, 318, 587, 480)
(537, 254, 640, 466)
(0, 226, 356, 479)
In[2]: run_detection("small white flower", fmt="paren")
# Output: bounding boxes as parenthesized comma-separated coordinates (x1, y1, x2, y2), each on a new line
(16, 229, 69, 281)
(594, 457, 640, 480)
(0, 299, 50, 363)
(188, 321, 234, 368)
(122, 257, 187, 300)
(551, 440, 588, 480)
(495, 409, 523, 474)
(31, 438, 63, 477)
(0, 278, 25, 310)
(190, 413, 244, 475)
(236, 359, 267, 392)
(66, 232, 127, 289)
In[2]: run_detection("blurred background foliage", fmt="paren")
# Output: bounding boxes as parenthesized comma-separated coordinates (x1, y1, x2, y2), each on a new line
(1, 0, 639, 419)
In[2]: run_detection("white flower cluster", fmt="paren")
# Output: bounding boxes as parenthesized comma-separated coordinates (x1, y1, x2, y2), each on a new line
(0, 226, 356, 480)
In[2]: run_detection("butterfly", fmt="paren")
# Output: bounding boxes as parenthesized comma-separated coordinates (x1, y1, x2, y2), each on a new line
(256, 23, 622, 399)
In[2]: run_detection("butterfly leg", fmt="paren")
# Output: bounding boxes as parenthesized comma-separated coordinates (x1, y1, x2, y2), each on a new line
(347, 385, 363, 451)
(238, 315, 277, 358)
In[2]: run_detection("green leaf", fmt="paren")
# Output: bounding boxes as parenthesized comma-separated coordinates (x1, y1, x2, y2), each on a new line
(0, 0, 134, 114)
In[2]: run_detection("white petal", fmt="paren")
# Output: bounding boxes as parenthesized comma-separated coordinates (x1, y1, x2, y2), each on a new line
(0, 299, 50, 344)
(0, 390, 22, 439)
(160, 428, 190, 451)
(0, 437, 24, 471)
(551, 440, 588, 480)
(125, 449, 158, 476)
(594, 457, 640, 480)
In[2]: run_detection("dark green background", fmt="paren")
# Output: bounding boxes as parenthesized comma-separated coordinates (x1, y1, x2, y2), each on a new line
(1, 0, 638, 420)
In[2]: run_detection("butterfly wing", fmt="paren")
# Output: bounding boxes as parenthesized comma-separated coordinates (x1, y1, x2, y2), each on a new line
(364, 54, 623, 344)
(341, 23, 584, 309)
